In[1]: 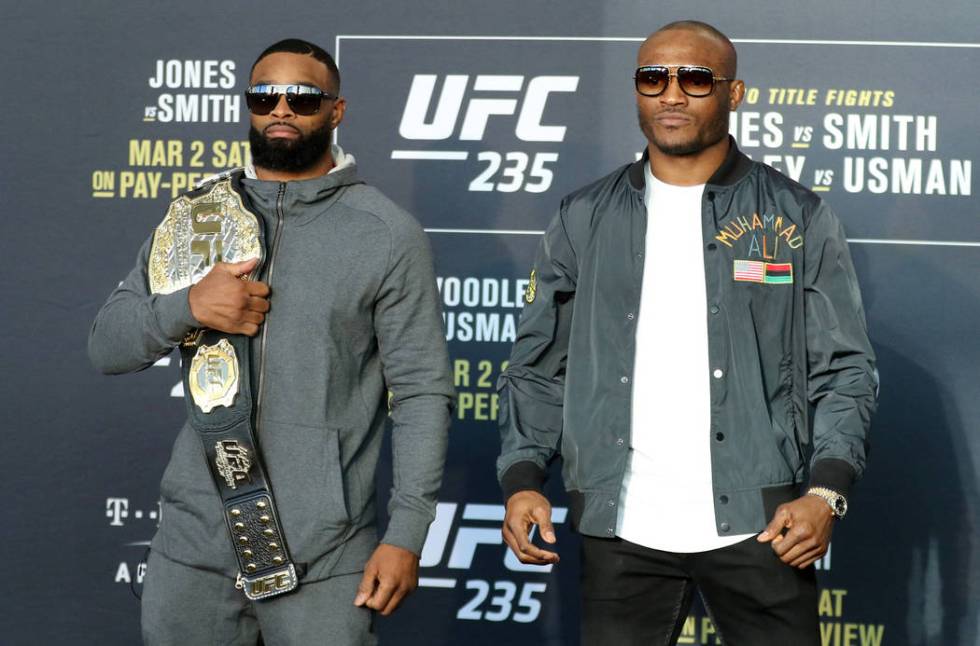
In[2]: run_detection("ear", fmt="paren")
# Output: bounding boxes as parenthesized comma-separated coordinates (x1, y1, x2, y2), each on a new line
(728, 80, 745, 111)
(329, 97, 347, 129)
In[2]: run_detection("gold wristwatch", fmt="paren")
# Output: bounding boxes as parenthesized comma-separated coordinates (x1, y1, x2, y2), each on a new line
(806, 487, 847, 519)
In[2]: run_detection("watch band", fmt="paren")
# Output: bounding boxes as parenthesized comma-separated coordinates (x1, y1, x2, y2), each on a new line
(806, 487, 847, 518)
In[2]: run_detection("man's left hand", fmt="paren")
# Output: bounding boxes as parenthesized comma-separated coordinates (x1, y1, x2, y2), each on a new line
(757, 495, 834, 569)
(353, 544, 419, 615)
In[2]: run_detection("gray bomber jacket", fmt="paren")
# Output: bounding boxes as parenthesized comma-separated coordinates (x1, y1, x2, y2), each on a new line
(497, 138, 877, 539)
(89, 160, 454, 581)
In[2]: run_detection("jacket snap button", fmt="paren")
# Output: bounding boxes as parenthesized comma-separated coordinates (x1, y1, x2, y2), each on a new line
(616, 438, 625, 446)
(720, 522, 730, 532)
(719, 495, 729, 504)
(626, 312, 635, 320)
(713, 369, 724, 379)
(710, 305, 719, 315)
(620, 376, 629, 384)
(707, 243, 717, 251)
(716, 432, 725, 441)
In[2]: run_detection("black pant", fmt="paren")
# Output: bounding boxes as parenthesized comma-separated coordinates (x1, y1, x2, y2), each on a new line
(580, 535, 819, 646)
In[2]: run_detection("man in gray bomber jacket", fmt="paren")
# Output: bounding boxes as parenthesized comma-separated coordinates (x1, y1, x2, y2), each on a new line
(89, 39, 453, 645)
(497, 22, 877, 646)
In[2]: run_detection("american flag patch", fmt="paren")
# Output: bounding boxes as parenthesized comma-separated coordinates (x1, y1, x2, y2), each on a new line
(733, 260, 765, 282)
(733, 260, 794, 284)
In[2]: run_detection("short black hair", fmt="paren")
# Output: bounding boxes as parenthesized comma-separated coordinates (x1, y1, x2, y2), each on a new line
(252, 38, 341, 92)
(655, 20, 737, 77)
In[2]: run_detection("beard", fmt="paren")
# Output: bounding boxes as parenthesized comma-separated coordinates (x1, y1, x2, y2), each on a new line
(640, 102, 730, 157)
(249, 122, 333, 172)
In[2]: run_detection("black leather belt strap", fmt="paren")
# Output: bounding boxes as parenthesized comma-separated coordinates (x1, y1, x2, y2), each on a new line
(180, 329, 299, 600)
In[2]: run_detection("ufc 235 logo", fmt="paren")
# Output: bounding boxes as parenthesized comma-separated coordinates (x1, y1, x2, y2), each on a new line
(418, 502, 568, 624)
(395, 74, 579, 193)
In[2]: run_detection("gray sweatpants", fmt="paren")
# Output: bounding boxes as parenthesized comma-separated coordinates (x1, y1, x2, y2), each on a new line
(141, 550, 376, 646)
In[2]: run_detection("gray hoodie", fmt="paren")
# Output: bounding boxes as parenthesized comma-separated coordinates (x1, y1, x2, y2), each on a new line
(89, 155, 454, 581)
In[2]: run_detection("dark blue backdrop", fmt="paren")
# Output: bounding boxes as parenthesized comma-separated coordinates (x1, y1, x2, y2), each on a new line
(2, 2, 977, 644)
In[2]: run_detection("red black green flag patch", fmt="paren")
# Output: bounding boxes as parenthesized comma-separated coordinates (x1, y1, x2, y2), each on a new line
(733, 260, 794, 284)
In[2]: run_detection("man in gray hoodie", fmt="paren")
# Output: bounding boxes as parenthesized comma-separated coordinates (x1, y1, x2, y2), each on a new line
(89, 39, 454, 645)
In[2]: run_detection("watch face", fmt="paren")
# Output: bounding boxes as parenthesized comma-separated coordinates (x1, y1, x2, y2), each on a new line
(834, 497, 848, 517)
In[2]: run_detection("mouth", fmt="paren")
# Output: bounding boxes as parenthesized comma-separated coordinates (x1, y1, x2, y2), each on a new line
(264, 124, 301, 139)
(654, 112, 692, 128)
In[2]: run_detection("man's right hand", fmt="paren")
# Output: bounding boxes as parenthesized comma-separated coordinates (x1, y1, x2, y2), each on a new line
(502, 490, 560, 565)
(188, 258, 270, 336)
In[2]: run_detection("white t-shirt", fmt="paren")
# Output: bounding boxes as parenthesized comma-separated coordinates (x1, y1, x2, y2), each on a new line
(616, 162, 754, 552)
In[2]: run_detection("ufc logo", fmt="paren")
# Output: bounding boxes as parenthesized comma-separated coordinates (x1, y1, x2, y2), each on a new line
(250, 572, 291, 596)
(190, 202, 223, 267)
(399, 75, 579, 142)
(420, 503, 568, 573)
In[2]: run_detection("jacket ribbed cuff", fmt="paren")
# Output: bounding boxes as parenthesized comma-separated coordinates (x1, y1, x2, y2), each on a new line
(807, 458, 857, 499)
(155, 287, 200, 342)
(500, 461, 547, 501)
(380, 507, 434, 557)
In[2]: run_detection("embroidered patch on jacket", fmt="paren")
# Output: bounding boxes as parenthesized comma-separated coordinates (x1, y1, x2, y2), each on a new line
(525, 269, 537, 303)
(733, 260, 794, 284)
(763, 262, 793, 284)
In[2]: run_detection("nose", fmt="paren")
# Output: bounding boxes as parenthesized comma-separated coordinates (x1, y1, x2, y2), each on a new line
(659, 72, 688, 106)
(270, 94, 294, 118)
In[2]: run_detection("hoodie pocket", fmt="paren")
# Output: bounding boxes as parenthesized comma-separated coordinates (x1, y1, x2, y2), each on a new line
(259, 422, 351, 550)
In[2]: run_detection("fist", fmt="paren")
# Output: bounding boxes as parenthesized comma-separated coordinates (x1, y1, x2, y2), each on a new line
(757, 495, 835, 569)
(353, 544, 420, 616)
(188, 258, 270, 336)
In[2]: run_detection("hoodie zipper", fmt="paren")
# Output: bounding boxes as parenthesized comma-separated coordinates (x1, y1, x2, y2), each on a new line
(254, 182, 286, 427)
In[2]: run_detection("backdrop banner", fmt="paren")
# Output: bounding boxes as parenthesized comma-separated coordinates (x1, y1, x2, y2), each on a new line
(2, 2, 977, 644)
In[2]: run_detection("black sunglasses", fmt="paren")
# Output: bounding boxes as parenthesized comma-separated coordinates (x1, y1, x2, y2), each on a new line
(244, 84, 337, 116)
(634, 65, 733, 98)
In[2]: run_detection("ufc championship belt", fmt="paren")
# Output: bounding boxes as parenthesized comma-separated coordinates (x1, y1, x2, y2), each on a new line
(148, 172, 300, 600)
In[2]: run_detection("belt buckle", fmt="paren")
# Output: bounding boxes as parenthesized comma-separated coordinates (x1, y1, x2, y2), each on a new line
(238, 564, 298, 600)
